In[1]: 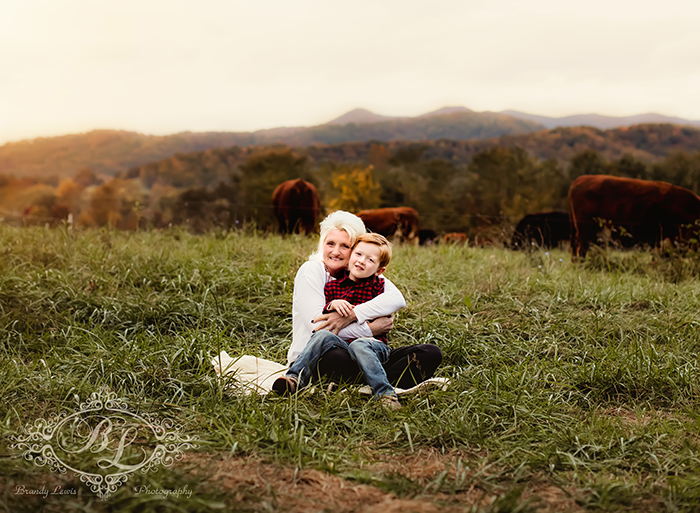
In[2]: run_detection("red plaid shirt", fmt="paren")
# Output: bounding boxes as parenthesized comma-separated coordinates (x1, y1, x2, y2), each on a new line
(324, 271, 387, 343)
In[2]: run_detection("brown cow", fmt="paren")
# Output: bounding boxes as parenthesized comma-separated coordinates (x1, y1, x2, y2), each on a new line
(272, 179, 322, 235)
(568, 175, 700, 260)
(356, 207, 419, 244)
(442, 232, 467, 245)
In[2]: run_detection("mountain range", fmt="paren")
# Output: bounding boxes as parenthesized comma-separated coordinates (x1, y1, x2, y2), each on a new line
(327, 107, 700, 130)
(2, 106, 699, 180)
(0, 109, 542, 179)
(499, 110, 700, 130)
(324, 106, 477, 125)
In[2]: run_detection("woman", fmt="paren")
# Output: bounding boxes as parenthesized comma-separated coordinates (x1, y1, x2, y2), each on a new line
(289, 210, 442, 389)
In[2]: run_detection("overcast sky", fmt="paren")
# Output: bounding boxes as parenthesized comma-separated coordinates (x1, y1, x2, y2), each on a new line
(2, 0, 699, 145)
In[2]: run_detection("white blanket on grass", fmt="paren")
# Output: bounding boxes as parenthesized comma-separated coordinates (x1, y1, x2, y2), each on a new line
(211, 350, 449, 396)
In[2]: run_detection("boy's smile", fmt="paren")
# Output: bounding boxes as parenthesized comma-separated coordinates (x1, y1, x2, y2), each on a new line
(348, 241, 385, 281)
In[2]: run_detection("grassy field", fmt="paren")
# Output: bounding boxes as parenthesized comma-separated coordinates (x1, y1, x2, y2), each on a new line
(2, 225, 700, 512)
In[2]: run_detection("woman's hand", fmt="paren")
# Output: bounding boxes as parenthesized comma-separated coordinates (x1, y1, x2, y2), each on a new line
(368, 315, 394, 337)
(312, 310, 358, 334)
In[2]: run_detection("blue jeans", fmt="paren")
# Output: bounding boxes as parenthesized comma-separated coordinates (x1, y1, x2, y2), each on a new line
(286, 330, 395, 397)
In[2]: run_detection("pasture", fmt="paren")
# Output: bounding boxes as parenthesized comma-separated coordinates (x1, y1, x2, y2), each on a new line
(2, 225, 700, 512)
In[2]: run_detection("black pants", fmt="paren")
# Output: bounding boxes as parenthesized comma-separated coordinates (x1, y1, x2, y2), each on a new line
(316, 343, 442, 390)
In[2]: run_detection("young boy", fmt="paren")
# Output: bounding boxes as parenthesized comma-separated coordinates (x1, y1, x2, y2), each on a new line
(272, 233, 402, 408)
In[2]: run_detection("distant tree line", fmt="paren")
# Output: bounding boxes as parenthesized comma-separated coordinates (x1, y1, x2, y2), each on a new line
(2, 123, 699, 181)
(1, 138, 699, 240)
(0, 113, 545, 180)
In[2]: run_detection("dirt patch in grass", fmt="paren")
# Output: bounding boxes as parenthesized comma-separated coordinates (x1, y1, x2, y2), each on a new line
(184, 450, 586, 513)
(600, 406, 676, 427)
(364, 450, 584, 513)
(0, 450, 623, 512)
(186, 452, 450, 512)
(523, 482, 583, 513)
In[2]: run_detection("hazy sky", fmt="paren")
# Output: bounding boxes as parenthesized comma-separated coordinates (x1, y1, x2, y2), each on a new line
(2, 0, 700, 145)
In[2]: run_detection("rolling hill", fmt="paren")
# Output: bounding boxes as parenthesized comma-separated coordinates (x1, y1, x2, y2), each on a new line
(500, 110, 700, 130)
(0, 110, 543, 179)
(3, 104, 699, 181)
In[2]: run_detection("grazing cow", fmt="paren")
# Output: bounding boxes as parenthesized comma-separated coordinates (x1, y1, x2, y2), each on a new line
(511, 211, 570, 250)
(568, 175, 700, 260)
(442, 232, 467, 245)
(356, 207, 419, 244)
(272, 179, 322, 235)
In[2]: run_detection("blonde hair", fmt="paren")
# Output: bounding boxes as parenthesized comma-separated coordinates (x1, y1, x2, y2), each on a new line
(309, 210, 366, 261)
(354, 232, 392, 269)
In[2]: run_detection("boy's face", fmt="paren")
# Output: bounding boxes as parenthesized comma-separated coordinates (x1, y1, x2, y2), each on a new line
(348, 241, 385, 280)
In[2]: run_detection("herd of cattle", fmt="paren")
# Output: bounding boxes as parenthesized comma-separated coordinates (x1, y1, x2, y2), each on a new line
(272, 176, 700, 261)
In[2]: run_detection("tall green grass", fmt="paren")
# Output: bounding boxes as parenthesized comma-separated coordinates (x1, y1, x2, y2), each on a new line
(2, 225, 700, 511)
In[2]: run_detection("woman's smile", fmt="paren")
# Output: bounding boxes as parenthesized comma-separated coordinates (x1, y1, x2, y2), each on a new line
(323, 229, 352, 276)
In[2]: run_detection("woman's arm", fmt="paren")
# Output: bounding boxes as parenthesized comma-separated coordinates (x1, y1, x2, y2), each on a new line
(351, 276, 405, 324)
(289, 261, 377, 361)
(289, 262, 327, 363)
(313, 276, 405, 339)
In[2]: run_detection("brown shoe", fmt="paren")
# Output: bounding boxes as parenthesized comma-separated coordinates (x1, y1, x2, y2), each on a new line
(379, 394, 401, 410)
(272, 376, 298, 395)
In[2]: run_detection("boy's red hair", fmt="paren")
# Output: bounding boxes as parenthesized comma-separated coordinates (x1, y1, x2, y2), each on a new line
(354, 233, 392, 269)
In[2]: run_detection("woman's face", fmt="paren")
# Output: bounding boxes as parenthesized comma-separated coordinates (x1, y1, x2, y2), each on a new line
(323, 229, 352, 276)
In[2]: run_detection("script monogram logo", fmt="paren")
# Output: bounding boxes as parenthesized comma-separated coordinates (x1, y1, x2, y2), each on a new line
(11, 388, 198, 499)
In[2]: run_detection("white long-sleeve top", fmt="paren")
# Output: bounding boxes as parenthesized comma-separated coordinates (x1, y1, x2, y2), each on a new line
(288, 260, 406, 364)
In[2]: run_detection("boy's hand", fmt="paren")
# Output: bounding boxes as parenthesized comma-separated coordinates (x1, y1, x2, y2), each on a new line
(328, 299, 354, 317)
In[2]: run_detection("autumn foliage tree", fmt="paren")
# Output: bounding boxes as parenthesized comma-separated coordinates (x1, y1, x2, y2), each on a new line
(328, 165, 382, 212)
(73, 167, 102, 187)
(56, 178, 85, 218)
(78, 179, 145, 229)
